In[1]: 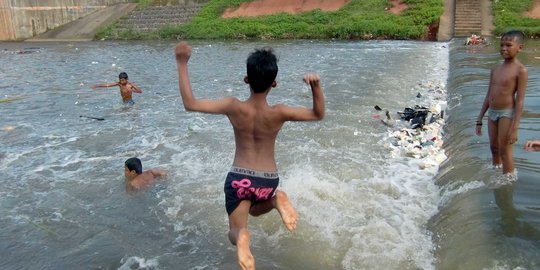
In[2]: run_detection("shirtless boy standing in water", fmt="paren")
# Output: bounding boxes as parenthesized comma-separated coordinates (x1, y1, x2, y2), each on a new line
(175, 41, 324, 270)
(91, 72, 141, 105)
(476, 30, 528, 175)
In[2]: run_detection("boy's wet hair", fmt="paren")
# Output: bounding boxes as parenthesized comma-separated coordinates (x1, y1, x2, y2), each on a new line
(119, 72, 128, 79)
(502, 30, 525, 44)
(125, 157, 142, 174)
(246, 48, 278, 93)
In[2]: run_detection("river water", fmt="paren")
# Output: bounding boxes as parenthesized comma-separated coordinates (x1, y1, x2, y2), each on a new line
(0, 39, 538, 270)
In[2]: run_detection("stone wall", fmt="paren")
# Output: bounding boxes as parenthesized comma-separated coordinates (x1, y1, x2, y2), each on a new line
(116, 3, 205, 32)
(148, 0, 208, 5)
(0, 0, 131, 40)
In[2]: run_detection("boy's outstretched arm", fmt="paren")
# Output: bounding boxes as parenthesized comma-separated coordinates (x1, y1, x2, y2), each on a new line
(305, 73, 325, 120)
(149, 169, 167, 177)
(278, 73, 325, 121)
(508, 66, 528, 144)
(476, 69, 494, 136)
(91, 82, 118, 89)
(175, 41, 235, 114)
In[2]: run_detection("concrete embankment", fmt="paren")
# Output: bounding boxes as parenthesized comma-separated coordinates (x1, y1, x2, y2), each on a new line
(0, 0, 131, 41)
(27, 3, 137, 42)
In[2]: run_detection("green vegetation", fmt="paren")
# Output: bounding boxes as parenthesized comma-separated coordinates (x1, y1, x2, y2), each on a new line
(97, 23, 146, 40)
(97, 0, 443, 40)
(136, 0, 151, 8)
(493, 0, 540, 38)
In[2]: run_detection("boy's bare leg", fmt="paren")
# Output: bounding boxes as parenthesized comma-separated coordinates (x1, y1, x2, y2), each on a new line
(497, 118, 515, 174)
(229, 200, 255, 270)
(250, 191, 297, 231)
(274, 191, 298, 231)
(488, 120, 502, 167)
(249, 192, 298, 230)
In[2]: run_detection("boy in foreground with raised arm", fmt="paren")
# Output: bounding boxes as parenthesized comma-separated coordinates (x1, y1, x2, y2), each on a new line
(175, 41, 324, 270)
(91, 72, 141, 105)
(476, 30, 528, 175)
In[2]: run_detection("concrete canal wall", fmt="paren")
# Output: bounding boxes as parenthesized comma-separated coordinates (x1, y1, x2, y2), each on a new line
(0, 0, 131, 40)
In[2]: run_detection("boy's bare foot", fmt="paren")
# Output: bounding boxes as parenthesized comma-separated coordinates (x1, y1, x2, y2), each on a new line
(237, 229, 255, 270)
(274, 191, 298, 231)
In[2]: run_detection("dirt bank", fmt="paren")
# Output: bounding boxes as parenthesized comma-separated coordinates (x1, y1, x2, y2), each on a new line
(222, 0, 351, 18)
(524, 0, 540, 18)
(388, 0, 408, 15)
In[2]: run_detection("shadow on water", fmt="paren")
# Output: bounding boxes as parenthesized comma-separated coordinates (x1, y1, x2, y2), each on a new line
(431, 38, 540, 270)
(494, 184, 539, 239)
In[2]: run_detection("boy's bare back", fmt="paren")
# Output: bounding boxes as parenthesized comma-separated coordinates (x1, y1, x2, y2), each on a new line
(175, 41, 324, 270)
(128, 169, 166, 189)
(175, 42, 324, 172)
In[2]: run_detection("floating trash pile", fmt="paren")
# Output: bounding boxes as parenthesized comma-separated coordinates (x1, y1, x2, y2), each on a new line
(380, 81, 448, 170)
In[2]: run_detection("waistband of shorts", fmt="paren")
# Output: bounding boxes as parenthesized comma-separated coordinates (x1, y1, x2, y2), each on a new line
(489, 108, 514, 113)
(230, 166, 278, 179)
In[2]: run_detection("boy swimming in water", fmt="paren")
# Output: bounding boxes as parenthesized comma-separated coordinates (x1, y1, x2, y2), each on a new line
(175, 41, 325, 270)
(91, 72, 141, 105)
(124, 157, 167, 191)
(475, 30, 528, 175)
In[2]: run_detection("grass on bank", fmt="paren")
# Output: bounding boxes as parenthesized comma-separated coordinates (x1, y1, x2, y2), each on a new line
(96, 0, 443, 40)
(493, 0, 540, 38)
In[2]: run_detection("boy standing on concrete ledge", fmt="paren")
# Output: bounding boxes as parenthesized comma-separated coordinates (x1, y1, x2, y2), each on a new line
(476, 30, 528, 177)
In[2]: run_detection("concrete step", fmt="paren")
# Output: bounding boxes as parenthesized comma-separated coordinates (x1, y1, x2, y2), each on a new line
(456, 10, 481, 14)
(455, 21, 482, 25)
(455, 28, 483, 34)
(456, 4, 480, 7)
(454, 0, 483, 37)
(454, 17, 482, 21)
(455, 26, 482, 30)
(456, 5, 480, 9)
(455, 22, 482, 26)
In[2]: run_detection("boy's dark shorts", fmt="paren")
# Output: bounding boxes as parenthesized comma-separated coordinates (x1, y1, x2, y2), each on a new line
(224, 167, 279, 215)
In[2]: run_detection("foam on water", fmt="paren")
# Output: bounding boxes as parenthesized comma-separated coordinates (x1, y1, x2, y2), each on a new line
(119, 256, 159, 270)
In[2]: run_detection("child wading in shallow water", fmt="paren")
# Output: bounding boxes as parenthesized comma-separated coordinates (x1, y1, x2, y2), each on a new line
(476, 30, 528, 176)
(91, 72, 141, 105)
(175, 41, 324, 270)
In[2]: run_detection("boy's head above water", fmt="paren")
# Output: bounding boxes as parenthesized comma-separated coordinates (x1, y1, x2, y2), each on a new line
(119, 72, 128, 80)
(245, 48, 278, 93)
(499, 30, 525, 60)
(119, 72, 128, 85)
(124, 157, 142, 179)
(501, 30, 525, 44)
